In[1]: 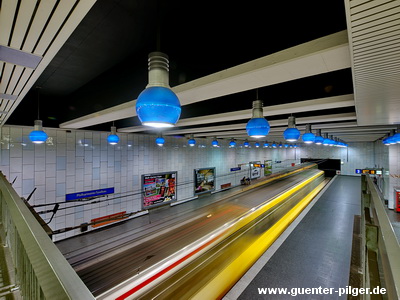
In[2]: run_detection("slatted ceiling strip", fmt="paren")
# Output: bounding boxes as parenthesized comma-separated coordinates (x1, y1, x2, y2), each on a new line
(6, 65, 25, 95)
(351, 5, 400, 27)
(34, 0, 78, 55)
(350, 0, 400, 20)
(353, 33, 400, 49)
(353, 47, 400, 60)
(353, 26, 400, 44)
(353, 51, 400, 64)
(10, 0, 38, 49)
(350, 0, 395, 14)
(0, 0, 19, 46)
(0, 99, 9, 111)
(354, 71, 400, 80)
(353, 39, 400, 53)
(0, 63, 14, 93)
(354, 61, 400, 71)
(352, 17, 400, 37)
(13, 68, 33, 95)
(23, 0, 58, 53)
(353, 42, 400, 56)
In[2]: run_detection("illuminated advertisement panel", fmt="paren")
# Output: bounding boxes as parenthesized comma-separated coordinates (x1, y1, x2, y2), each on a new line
(250, 161, 261, 179)
(194, 167, 216, 195)
(142, 171, 177, 209)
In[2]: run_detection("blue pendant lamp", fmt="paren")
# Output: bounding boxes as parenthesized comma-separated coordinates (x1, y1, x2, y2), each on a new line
(302, 124, 315, 144)
(244, 139, 250, 147)
(246, 99, 270, 138)
(107, 126, 120, 145)
(322, 133, 331, 146)
(263, 141, 269, 148)
(156, 136, 165, 146)
(229, 139, 236, 147)
(283, 116, 300, 142)
(188, 134, 196, 147)
(29, 88, 48, 144)
(29, 120, 48, 144)
(212, 138, 219, 147)
(314, 129, 324, 145)
(136, 52, 181, 128)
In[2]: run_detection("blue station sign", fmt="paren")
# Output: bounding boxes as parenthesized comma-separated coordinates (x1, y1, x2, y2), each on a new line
(230, 167, 241, 172)
(66, 187, 114, 201)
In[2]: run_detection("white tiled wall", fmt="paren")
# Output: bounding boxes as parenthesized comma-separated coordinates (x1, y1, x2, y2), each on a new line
(0, 125, 382, 240)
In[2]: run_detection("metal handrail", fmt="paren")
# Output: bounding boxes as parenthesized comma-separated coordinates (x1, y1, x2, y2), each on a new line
(361, 174, 400, 300)
(0, 171, 94, 300)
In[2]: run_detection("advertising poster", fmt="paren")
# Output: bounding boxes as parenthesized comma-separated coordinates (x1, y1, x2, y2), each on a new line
(194, 167, 216, 195)
(264, 160, 272, 176)
(250, 161, 261, 179)
(142, 172, 177, 209)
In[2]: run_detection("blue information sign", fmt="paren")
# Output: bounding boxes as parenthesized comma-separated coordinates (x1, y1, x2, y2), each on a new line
(230, 167, 241, 172)
(66, 187, 114, 201)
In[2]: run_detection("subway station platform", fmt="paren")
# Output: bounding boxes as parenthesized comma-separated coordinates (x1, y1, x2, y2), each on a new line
(227, 175, 361, 299)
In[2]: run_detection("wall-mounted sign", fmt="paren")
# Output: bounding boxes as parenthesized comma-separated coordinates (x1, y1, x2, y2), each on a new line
(194, 167, 216, 195)
(66, 187, 114, 201)
(250, 161, 261, 179)
(142, 172, 177, 209)
(356, 169, 379, 175)
(264, 160, 272, 176)
(230, 167, 241, 172)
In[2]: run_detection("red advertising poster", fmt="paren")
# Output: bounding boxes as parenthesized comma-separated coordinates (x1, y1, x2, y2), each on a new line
(142, 172, 177, 209)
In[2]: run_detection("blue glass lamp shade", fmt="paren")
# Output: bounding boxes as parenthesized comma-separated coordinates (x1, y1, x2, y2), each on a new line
(393, 132, 400, 143)
(29, 120, 48, 144)
(29, 130, 48, 144)
(255, 142, 260, 148)
(244, 140, 250, 147)
(156, 136, 165, 146)
(272, 142, 277, 148)
(136, 86, 181, 128)
(107, 134, 119, 145)
(212, 139, 219, 147)
(302, 132, 315, 143)
(246, 100, 270, 138)
(136, 52, 181, 128)
(229, 140, 236, 147)
(246, 118, 270, 138)
(283, 128, 300, 142)
(314, 135, 324, 145)
(188, 138, 196, 147)
(263, 142, 269, 148)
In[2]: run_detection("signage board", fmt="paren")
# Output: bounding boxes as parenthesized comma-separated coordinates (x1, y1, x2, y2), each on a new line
(142, 172, 177, 209)
(230, 167, 241, 172)
(194, 167, 216, 195)
(66, 187, 114, 201)
(250, 161, 261, 179)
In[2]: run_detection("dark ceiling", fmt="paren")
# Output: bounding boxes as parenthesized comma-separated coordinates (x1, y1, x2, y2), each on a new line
(6, 0, 352, 135)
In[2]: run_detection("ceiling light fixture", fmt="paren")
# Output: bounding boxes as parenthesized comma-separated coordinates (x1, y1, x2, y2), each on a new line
(246, 92, 270, 138)
(29, 88, 48, 144)
(156, 136, 165, 146)
(302, 124, 315, 144)
(229, 139, 236, 147)
(244, 139, 250, 147)
(188, 134, 196, 147)
(212, 137, 219, 147)
(314, 129, 324, 145)
(107, 125, 120, 145)
(136, 52, 181, 128)
(283, 116, 300, 142)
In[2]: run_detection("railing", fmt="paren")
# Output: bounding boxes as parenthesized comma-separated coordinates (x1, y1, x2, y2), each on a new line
(360, 174, 400, 300)
(0, 171, 94, 300)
